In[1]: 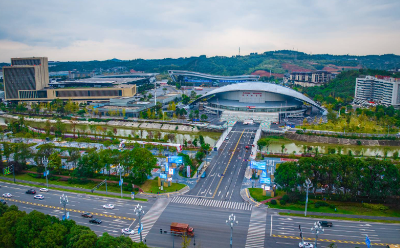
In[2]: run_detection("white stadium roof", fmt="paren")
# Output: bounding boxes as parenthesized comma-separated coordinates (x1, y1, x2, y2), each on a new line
(193, 82, 327, 114)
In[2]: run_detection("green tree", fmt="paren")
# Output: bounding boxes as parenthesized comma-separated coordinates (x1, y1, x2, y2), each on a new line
(13, 143, 32, 166)
(15, 210, 52, 248)
(274, 162, 299, 193)
(131, 148, 157, 183)
(48, 152, 62, 174)
(195, 151, 205, 162)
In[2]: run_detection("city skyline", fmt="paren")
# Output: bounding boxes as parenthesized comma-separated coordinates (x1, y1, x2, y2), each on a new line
(0, 0, 400, 62)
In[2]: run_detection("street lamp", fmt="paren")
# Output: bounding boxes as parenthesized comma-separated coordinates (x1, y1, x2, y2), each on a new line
(60, 194, 68, 220)
(43, 157, 49, 189)
(304, 178, 312, 216)
(134, 204, 145, 243)
(226, 214, 238, 248)
(117, 164, 124, 198)
(311, 221, 324, 248)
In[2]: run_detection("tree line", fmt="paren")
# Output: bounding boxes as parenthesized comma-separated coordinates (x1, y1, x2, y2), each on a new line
(0, 205, 148, 248)
(274, 155, 400, 202)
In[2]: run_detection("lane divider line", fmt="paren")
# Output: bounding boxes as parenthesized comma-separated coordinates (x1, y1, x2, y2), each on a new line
(271, 234, 399, 247)
(212, 129, 245, 198)
(1, 197, 135, 221)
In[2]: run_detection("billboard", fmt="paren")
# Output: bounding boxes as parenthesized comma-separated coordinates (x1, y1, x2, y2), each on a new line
(168, 156, 183, 164)
(250, 161, 266, 170)
(160, 174, 167, 179)
(260, 177, 271, 184)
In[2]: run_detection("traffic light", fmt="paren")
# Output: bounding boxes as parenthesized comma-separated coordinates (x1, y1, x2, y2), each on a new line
(160, 228, 163, 234)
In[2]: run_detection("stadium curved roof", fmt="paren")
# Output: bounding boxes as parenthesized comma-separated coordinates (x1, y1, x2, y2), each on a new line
(194, 82, 327, 114)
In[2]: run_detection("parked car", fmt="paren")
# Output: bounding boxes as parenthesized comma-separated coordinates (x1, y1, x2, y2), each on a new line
(34, 195, 44, 200)
(40, 188, 49, 192)
(319, 221, 333, 227)
(26, 189, 36, 194)
(121, 228, 135, 235)
(89, 218, 102, 224)
(2, 193, 12, 198)
(225, 137, 229, 140)
(81, 213, 93, 218)
(103, 204, 115, 209)
(0, 199, 6, 205)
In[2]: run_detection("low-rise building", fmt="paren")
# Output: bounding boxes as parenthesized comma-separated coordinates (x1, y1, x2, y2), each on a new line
(289, 71, 332, 87)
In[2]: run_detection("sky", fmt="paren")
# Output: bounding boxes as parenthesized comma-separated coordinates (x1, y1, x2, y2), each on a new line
(0, 0, 399, 62)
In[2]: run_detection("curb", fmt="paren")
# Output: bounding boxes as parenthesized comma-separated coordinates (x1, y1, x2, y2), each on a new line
(138, 185, 190, 198)
(240, 188, 265, 208)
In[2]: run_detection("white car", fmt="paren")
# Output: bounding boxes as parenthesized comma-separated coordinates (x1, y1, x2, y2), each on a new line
(2, 193, 12, 198)
(299, 242, 314, 248)
(121, 228, 135, 235)
(103, 204, 115, 209)
(34, 194, 45, 200)
(40, 188, 49, 192)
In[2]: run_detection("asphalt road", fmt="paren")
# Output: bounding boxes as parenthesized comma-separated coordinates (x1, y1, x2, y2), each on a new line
(0, 181, 155, 237)
(2, 181, 400, 247)
(187, 123, 257, 202)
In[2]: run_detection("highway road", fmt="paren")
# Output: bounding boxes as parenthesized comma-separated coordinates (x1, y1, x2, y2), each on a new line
(0, 180, 154, 237)
(2, 180, 400, 247)
(187, 123, 258, 202)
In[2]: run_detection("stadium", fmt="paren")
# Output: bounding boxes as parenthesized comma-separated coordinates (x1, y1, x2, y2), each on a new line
(192, 82, 326, 123)
(168, 70, 259, 86)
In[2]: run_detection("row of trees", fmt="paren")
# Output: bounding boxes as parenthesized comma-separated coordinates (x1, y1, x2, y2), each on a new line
(0, 205, 147, 248)
(274, 155, 400, 202)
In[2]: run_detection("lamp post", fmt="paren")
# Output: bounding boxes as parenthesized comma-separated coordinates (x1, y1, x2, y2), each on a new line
(43, 157, 49, 189)
(60, 194, 68, 220)
(311, 221, 324, 248)
(304, 178, 312, 216)
(117, 164, 123, 198)
(134, 204, 145, 243)
(226, 214, 238, 248)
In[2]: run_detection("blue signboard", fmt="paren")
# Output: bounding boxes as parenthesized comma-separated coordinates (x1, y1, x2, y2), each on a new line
(160, 174, 167, 179)
(168, 156, 183, 164)
(260, 177, 271, 184)
(250, 161, 266, 170)
(365, 235, 371, 248)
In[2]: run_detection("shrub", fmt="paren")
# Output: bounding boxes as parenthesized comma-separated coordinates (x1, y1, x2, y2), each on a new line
(356, 140, 362, 146)
(362, 203, 389, 211)
(280, 199, 286, 205)
(270, 199, 277, 205)
(27, 173, 40, 179)
(315, 201, 330, 208)
(329, 204, 336, 209)
(281, 194, 289, 202)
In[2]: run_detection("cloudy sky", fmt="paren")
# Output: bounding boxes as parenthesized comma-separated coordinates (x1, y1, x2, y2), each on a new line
(0, 0, 399, 62)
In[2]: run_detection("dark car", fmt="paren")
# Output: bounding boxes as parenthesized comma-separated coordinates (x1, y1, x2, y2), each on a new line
(319, 221, 333, 227)
(81, 213, 93, 218)
(89, 218, 102, 224)
(26, 189, 36, 194)
(0, 199, 6, 205)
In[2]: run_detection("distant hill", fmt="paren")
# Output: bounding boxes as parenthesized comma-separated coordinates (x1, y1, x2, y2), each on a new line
(47, 50, 400, 76)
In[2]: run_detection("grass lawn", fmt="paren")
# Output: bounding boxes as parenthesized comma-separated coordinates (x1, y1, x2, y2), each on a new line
(268, 198, 400, 218)
(279, 212, 400, 224)
(0, 179, 147, 201)
(4, 173, 136, 196)
(140, 178, 186, 193)
(249, 188, 272, 202)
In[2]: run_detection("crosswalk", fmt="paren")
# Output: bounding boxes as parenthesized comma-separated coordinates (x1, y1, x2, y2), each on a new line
(131, 198, 171, 243)
(245, 208, 267, 247)
(171, 196, 252, 211)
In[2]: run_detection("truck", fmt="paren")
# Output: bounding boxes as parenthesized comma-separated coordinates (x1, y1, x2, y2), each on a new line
(170, 222, 194, 237)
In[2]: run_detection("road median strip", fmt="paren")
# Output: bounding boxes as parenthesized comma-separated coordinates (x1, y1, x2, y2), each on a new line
(271, 234, 399, 247)
(1, 197, 135, 221)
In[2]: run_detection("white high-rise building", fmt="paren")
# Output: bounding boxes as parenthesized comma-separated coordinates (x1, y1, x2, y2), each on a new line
(355, 75, 400, 106)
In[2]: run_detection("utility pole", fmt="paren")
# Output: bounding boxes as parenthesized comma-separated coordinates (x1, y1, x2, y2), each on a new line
(304, 178, 312, 216)
(226, 214, 238, 248)
(311, 221, 324, 248)
(299, 225, 305, 247)
(134, 204, 145, 243)
(117, 164, 123, 198)
(60, 194, 68, 220)
(12, 164, 15, 183)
